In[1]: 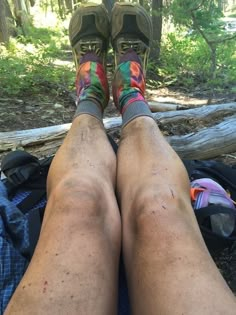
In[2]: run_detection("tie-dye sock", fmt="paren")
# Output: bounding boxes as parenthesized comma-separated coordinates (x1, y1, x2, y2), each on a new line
(74, 53, 109, 122)
(112, 50, 153, 127)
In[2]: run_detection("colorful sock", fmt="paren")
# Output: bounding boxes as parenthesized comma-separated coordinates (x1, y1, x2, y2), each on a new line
(74, 53, 109, 122)
(112, 50, 153, 127)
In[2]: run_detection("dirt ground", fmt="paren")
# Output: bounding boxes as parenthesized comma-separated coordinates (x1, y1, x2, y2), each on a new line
(1, 85, 235, 162)
(0, 85, 236, 294)
(1, 85, 235, 131)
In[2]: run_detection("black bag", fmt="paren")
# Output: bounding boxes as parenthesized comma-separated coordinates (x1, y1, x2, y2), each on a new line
(183, 160, 236, 254)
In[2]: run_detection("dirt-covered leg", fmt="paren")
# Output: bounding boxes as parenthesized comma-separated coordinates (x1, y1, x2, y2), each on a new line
(112, 3, 236, 315)
(5, 4, 121, 315)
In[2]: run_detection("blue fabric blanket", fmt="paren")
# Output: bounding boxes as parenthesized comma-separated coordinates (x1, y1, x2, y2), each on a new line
(0, 182, 29, 314)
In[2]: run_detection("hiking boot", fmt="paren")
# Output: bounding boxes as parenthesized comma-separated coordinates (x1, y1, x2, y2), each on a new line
(69, 3, 110, 115)
(69, 3, 110, 69)
(111, 2, 153, 74)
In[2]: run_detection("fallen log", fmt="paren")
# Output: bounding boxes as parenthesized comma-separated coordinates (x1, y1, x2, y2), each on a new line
(149, 102, 180, 112)
(168, 116, 236, 159)
(146, 100, 235, 111)
(0, 103, 235, 160)
(103, 103, 236, 130)
(148, 101, 211, 111)
(153, 102, 236, 123)
(0, 123, 72, 152)
(13, 115, 236, 160)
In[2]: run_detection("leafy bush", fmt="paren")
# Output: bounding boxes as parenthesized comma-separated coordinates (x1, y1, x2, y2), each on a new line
(149, 31, 236, 90)
(216, 39, 236, 87)
(0, 25, 74, 97)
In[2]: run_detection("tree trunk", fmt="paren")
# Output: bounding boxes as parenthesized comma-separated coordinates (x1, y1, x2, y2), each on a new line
(102, 0, 115, 14)
(4, 0, 15, 20)
(50, 0, 54, 12)
(14, 0, 31, 35)
(4, 0, 17, 37)
(29, 0, 35, 6)
(58, 0, 65, 19)
(0, 0, 9, 43)
(151, 0, 163, 60)
(217, 0, 223, 10)
(65, 0, 73, 13)
(139, 0, 144, 6)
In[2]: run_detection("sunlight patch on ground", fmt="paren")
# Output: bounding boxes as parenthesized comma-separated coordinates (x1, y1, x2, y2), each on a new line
(32, 10, 58, 28)
(146, 88, 210, 106)
(53, 59, 74, 67)
(31, 4, 70, 29)
(152, 96, 208, 105)
(87, 0, 102, 3)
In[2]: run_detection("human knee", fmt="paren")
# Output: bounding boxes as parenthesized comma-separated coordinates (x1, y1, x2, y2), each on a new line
(48, 174, 111, 221)
(129, 184, 191, 236)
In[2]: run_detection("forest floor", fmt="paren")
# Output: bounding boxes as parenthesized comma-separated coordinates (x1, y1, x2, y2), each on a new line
(0, 73, 236, 294)
(0, 81, 235, 162)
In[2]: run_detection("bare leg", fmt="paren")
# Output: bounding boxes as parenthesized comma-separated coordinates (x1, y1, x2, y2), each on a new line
(118, 116, 236, 315)
(110, 3, 236, 314)
(5, 115, 121, 315)
(5, 4, 121, 315)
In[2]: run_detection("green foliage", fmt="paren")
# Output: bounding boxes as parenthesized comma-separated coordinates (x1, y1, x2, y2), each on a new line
(0, 25, 74, 97)
(149, 31, 236, 90)
(170, 0, 223, 28)
(168, 0, 227, 42)
(169, 0, 198, 27)
(216, 39, 236, 86)
(149, 33, 209, 87)
(154, 0, 236, 91)
(0, 5, 235, 99)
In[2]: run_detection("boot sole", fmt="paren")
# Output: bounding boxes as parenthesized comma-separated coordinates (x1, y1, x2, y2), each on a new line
(69, 3, 110, 49)
(111, 2, 153, 48)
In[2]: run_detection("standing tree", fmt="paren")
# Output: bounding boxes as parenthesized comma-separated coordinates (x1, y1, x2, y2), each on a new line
(65, 0, 73, 13)
(0, 0, 10, 43)
(103, 0, 115, 14)
(14, 0, 32, 35)
(58, 0, 66, 19)
(151, 0, 163, 60)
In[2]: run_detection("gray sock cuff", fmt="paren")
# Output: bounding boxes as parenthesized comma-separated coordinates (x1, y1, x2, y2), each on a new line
(74, 100, 103, 122)
(122, 101, 153, 128)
